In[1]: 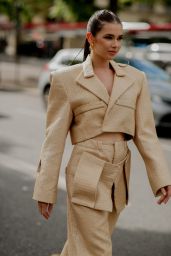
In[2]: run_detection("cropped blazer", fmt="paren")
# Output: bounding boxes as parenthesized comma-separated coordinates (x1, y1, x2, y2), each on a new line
(33, 55, 171, 204)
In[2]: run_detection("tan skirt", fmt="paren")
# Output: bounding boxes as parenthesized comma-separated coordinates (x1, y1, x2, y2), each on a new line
(60, 138, 131, 256)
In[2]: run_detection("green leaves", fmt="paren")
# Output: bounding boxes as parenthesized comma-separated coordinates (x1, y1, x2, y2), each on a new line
(0, 0, 171, 23)
(49, 0, 75, 22)
(0, 0, 53, 22)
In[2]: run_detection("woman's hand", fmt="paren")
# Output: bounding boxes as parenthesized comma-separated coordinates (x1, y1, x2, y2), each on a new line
(157, 185, 171, 205)
(38, 201, 54, 219)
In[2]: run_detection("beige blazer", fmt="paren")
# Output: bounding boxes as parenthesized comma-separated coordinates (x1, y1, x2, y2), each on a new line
(33, 55, 171, 204)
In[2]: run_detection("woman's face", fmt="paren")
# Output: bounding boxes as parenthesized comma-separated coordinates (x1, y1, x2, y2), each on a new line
(88, 22, 123, 60)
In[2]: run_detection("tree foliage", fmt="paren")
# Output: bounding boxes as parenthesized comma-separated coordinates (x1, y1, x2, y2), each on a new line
(0, 0, 171, 23)
(60, 0, 97, 21)
(0, 0, 53, 22)
(49, 0, 75, 22)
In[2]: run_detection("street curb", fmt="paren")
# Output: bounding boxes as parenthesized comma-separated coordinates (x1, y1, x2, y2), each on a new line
(0, 85, 24, 92)
(0, 53, 49, 66)
(0, 84, 38, 92)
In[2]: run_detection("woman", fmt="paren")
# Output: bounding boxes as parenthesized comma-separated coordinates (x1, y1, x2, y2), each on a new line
(33, 10, 171, 256)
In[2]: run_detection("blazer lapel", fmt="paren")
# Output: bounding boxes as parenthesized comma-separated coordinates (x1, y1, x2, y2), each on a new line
(106, 60, 135, 113)
(75, 56, 135, 108)
(75, 55, 109, 104)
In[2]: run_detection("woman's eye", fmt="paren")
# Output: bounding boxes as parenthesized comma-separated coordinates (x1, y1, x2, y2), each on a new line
(118, 37, 123, 40)
(104, 36, 113, 39)
(104, 35, 123, 40)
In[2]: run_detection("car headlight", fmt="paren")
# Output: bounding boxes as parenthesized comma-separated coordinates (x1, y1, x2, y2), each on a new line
(151, 94, 162, 103)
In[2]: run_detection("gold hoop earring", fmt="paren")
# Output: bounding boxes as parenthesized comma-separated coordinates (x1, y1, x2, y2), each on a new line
(89, 43, 94, 51)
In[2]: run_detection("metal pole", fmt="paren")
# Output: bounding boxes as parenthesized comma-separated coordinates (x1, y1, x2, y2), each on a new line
(0, 57, 2, 88)
(14, 0, 22, 87)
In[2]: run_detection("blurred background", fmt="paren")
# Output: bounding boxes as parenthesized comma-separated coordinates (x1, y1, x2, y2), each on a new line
(0, 1, 171, 256)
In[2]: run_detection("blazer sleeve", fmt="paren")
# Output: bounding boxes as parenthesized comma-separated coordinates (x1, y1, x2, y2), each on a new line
(33, 72, 73, 204)
(133, 72, 171, 196)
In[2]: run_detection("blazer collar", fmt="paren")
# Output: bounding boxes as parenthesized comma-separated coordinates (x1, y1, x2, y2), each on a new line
(83, 54, 126, 78)
(76, 55, 135, 106)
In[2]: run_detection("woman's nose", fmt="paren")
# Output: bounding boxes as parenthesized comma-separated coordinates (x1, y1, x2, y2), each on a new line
(112, 39, 119, 48)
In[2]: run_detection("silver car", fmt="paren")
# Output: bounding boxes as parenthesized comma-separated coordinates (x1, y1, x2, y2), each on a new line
(38, 48, 171, 128)
(115, 55, 171, 128)
(144, 43, 171, 73)
(38, 48, 83, 106)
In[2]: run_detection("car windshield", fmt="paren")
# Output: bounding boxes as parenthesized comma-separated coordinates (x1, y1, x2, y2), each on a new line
(52, 49, 83, 65)
(115, 56, 170, 81)
(130, 59, 170, 81)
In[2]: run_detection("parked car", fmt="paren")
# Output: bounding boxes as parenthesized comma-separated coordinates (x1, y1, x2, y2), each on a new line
(126, 29, 171, 48)
(38, 48, 171, 128)
(17, 40, 59, 58)
(114, 55, 171, 128)
(144, 43, 171, 72)
(38, 48, 83, 106)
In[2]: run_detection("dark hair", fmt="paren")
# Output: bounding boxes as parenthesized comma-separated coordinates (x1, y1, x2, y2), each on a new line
(83, 9, 122, 61)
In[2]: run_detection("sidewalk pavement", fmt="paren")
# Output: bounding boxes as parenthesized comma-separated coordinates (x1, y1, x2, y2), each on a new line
(0, 54, 49, 90)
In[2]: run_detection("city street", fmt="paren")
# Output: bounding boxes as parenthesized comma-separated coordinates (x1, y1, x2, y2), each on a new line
(0, 88, 171, 256)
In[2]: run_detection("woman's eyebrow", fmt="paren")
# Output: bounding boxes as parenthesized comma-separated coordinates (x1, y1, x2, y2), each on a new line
(104, 34, 124, 37)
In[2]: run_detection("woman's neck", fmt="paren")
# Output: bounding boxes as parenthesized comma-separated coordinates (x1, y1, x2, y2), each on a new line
(91, 53, 110, 70)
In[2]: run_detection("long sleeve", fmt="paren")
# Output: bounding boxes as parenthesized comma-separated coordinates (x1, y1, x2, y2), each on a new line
(33, 72, 73, 203)
(133, 72, 171, 196)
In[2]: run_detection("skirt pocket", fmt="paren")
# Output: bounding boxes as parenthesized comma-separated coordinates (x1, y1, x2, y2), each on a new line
(71, 151, 124, 212)
(70, 149, 131, 213)
(71, 151, 105, 209)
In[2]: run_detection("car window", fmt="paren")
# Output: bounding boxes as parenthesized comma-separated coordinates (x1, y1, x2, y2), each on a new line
(61, 57, 82, 66)
(130, 59, 170, 81)
(115, 56, 170, 81)
(126, 31, 171, 48)
(129, 37, 171, 48)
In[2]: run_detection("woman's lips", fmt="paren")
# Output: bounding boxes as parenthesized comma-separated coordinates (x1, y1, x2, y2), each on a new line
(108, 50, 117, 54)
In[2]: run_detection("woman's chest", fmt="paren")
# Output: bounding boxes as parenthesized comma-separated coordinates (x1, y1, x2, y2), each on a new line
(94, 69, 115, 97)
(69, 81, 140, 118)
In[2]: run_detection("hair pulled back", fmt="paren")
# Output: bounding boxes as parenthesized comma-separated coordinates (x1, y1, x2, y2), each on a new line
(83, 9, 122, 61)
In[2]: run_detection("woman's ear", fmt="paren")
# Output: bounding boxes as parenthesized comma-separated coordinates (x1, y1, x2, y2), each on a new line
(86, 32, 94, 45)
